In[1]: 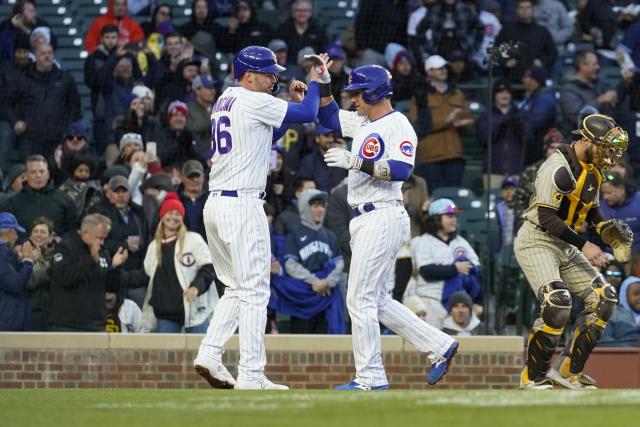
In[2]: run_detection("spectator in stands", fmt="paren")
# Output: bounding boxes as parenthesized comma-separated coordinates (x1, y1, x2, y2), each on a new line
(0, 0, 54, 62)
(603, 262, 625, 294)
(99, 45, 161, 151)
(132, 84, 155, 115)
(268, 39, 303, 84)
(25, 216, 54, 331)
(85, 0, 145, 53)
(496, 175, 518, 251)
(156, 57, 200, 114)
(402, 174, 430, 238)
(105, 283, 142, 333)
(88, 175, 149, 306)
(58, 155, 102, 217)
(266, 146, 294, 219)
(179, 0, 221, 40)
(576, 0, 617, 50)
(559, 49, 617, 133)
(141, 193, 217, 333)
(617, 15, 640, 72)
(187, 75, 218, 154)
(85, 25, 120, 151)
(220, 0, 272, 53)
(6, 43, 81, 158)
(600, 276, 640, 347)
(109, 131, 144, 169)
(326, 43, 349, 103)
(275, 177, 316, 236)
(141, 3, 173, 38)
(178, 160, 207, 239)
(158, 101, 204, 167)
(278, 189, 345, 333)
(275, 0, 327, 62)
(386, 43, 419, 104)
(157, 32, 187, 80)
(519, 65, 557, 164)
(0, 155, 78, 238)
(600, 172, 640, 254)
(0, 212, 39, 331)
(139, 173, 174, 236)
(407, 199, 482, 329)
(48, 122, 92, 187)
(48, 214, 128, 331)
(494, 0, 557, 83)
(414, 55, 474, 191)
(533, 0, 573, 70)
(464, 0, 501, 72)
(477, 81, 525, 176)
(325, 178, 351, 273)
(1, 164, 25, 197)
(28, 26, 56, 55)
(446, 50, 475, 85)
(297, 126, 347, 193)
(113, 93, 163, 151)
(354, 0, 407, 60)
(414, 0, 483, 64)
(441, 290, 484, 336)
(127, 149, 162, 206)
(0, 35, 31, 169)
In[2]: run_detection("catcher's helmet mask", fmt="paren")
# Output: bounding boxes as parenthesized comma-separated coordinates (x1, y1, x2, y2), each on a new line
(572, 114, 628, 172)
(343, 65, 393, 104)
(234, 46, 285, 94)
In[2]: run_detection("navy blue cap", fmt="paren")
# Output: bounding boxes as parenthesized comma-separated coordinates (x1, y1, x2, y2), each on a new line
(0, 212, 25, 233)
(315, 125, 335, 135)
(65, 121, 87, 139)
(501, 176, 519, 188)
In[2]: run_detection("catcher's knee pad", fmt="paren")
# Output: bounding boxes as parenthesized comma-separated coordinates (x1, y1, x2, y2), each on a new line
(538, 281, 572, 329)
(582, 275, 618, 322)
(565, 314, 606, 375)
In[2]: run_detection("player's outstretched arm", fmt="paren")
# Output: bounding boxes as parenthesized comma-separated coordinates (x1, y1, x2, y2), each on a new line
(324, 148, 412, 182)
(282, 81, 320, 123)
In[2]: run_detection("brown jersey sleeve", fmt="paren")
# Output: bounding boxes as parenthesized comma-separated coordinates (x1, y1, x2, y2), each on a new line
(538, 206, 588, 249)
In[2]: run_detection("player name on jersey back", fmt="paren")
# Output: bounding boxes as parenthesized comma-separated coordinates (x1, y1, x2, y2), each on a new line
(208, 86, 288, 192)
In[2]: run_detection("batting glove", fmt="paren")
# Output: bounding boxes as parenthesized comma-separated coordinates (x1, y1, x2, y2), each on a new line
(324, 147, 361, 170)
(304, 54, 331, 84)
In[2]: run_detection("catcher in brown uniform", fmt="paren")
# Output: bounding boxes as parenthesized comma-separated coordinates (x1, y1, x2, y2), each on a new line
(515, 114, 633, 389)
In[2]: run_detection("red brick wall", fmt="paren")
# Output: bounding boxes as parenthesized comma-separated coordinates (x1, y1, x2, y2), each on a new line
(0, 348, 523, 389)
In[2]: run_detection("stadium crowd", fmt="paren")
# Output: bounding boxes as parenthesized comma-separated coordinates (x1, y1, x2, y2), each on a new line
(0, 0, 639, 347)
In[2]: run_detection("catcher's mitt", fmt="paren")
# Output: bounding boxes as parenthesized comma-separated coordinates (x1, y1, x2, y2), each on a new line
(598, 219, 633, 263)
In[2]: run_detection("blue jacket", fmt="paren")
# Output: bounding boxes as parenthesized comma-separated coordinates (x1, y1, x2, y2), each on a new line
(0, 241, 33, 331)
(601, 277, 640, 347)
(600, 188, 640, 252)
(441, 256, 483, 309)
(296, 151, 347, 193)
(519, 87, 557, 154)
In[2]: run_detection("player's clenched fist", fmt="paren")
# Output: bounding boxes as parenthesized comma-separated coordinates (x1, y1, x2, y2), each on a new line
(288, 80, 308, 103)
(324, 147, 359, 170)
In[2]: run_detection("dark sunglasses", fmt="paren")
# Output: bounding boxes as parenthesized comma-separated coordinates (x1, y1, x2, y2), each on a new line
(605, 271, 622, 277)
(66, 135, 85, 141)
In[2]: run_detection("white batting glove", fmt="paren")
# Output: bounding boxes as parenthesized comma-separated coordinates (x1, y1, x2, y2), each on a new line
(305, 54, 331, 84)
(324, 147, 361, 170)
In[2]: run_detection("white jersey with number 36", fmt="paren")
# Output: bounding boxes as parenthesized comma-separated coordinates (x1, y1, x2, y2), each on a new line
(338, 110, 418, 207)
(208, 86, 288, 192)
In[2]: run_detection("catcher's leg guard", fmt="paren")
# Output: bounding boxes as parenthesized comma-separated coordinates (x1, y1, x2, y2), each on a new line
(560, 276, 617, 376)
(524, 281, 572, 382)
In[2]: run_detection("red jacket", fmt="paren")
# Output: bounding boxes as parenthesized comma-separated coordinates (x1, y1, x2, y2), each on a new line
(84, 0, 144, 53)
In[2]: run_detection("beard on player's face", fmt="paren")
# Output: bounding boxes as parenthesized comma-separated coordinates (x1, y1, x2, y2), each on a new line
(350, 92, 371, 116)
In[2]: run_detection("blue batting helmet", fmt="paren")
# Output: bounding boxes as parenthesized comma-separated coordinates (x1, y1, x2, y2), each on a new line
(342, 65, 393, 104)
(233, 46, 286, 80)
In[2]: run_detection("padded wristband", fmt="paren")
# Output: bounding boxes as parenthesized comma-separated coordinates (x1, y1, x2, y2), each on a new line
(319, 82, 332, 97)
(360, 159, 374, 175)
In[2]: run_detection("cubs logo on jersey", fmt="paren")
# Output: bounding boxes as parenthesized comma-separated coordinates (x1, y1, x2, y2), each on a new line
(399, 141, 414, 158)
(359, 133, 385, 161)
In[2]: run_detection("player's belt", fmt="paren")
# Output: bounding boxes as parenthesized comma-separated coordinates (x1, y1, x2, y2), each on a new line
(351, 200, 403, 217)
(211, 190, 266, 199)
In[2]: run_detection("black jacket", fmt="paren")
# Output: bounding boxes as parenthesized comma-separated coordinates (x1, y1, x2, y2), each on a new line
(83, 43, 116, 118)
(275, 18, 328, 62)
(6, 63, 81, 152)
(495, 21, 557, 82)
(48, 233, 122, 331)
(0, 182, 79, 238)
(157, 128, 205, 167)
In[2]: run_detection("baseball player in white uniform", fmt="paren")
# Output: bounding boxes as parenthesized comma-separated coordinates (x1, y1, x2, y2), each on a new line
(194, 46, 324, 390)
(317, 62, 459, 389)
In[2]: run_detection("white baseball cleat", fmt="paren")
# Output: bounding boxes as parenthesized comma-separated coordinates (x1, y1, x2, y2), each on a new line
(235, 377, 289, 390)
(193, 356, 236, 389)
(546, 368, 597, 390)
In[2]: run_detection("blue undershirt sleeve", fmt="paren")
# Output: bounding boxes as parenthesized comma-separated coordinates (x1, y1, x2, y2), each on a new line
(273, 122, 289, 142)
(317, 100, 342, 134)
(283, 81, 320, 123)
(387, 160, 413, 181)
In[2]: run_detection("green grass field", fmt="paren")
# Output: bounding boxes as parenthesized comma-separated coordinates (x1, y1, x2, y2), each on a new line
(2, 389, 640, 427)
